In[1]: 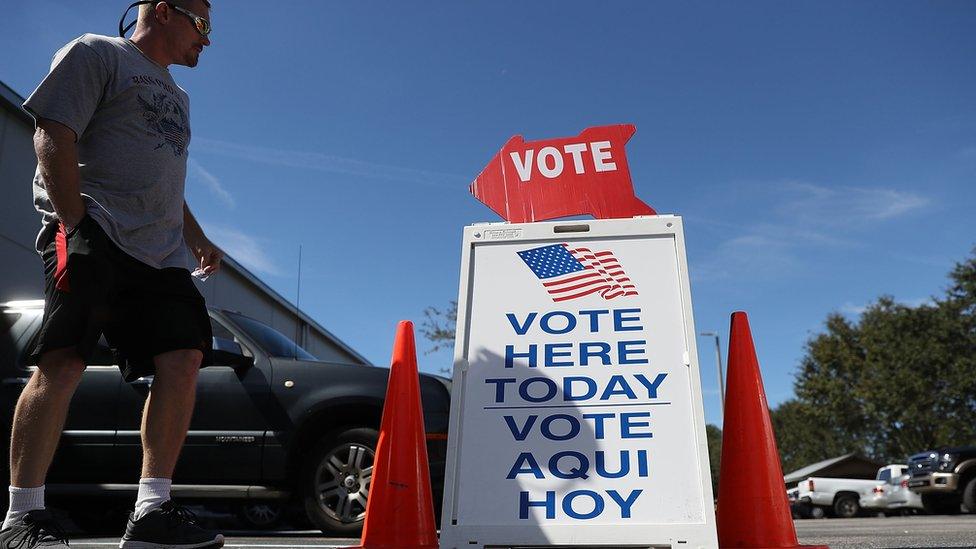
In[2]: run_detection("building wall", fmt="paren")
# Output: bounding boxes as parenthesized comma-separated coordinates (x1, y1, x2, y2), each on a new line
(0, 82, 367, 366)
(0, 105, 42, 302)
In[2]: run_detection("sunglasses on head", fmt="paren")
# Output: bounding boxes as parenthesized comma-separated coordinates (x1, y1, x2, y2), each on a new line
(120, 1, 211, 38)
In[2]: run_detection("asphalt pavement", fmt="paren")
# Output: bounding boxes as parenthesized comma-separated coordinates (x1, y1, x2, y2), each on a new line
(796, 515, 976, 549)
(69, 531, 359, 548)
(63, 515, 976, 548)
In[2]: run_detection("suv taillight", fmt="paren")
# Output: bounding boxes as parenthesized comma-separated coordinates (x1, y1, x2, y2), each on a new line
(873, 486, 885, 494)
(807, 480, 814, 491)
(901, 479, 908, 488)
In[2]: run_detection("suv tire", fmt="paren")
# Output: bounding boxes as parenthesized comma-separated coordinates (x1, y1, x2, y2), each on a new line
(302, 426, 377, 535)
(962, 476, 976, 514)
(832, 493, 860, 518)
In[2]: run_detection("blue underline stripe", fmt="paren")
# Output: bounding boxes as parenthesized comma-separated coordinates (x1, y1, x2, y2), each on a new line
(483, 402, 672, 410)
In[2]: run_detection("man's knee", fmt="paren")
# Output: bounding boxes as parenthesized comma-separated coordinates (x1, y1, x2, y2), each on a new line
(154, 349, 203, 380)
(36, 347, 86, 386)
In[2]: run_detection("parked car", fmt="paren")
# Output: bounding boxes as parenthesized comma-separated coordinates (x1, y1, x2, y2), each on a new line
(0, 300, 451, 534)
(794, 464, 907, 518)
(858, 466, 923, 515)
(886, 473, 925, 514)
(907, 447, 976, 515)
(859, 484, 887, 515)
(788, 487, 823, 519)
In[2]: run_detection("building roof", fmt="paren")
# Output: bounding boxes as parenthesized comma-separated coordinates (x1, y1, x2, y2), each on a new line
(0, 80, 32, 126)
(220, 254, 373, 366)
(0, 79, 372, 367)
(783, 453, 884, 484)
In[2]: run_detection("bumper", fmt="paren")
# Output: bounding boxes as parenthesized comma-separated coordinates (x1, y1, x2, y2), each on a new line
(859, 494, 888, 509)
(908, 472, 958, 493)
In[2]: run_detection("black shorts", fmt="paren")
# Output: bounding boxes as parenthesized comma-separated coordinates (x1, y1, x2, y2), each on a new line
(29, 214, 213, 382)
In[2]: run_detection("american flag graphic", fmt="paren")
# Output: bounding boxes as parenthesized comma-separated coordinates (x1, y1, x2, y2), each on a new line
(159, 118, 186, 155)
(517, 243, 638, 302)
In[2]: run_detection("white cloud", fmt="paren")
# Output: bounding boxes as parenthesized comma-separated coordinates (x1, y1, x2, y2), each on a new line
(202, 223, 282, 277)
(191, 137, 467, 190)
(840, 302, 868, 315)
(692, 181, 930, 282)
(692, 229, 799, 281)
(840, 296, 934, 317)
(778, 181, 928, 222)
(900, 296, 935, 308)
(188, 158, 235, 209)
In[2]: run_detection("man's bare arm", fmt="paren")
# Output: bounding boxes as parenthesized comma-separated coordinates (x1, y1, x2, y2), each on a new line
(183, 202, 223, 275)
(34, 119, 86, 229)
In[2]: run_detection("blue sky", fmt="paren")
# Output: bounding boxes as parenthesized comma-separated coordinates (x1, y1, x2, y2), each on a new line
(2, 1, 974, 426)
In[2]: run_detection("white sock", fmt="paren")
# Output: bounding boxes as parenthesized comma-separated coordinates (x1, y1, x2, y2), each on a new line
(2, 485, 45, 530)
(133, 478, 172, 520)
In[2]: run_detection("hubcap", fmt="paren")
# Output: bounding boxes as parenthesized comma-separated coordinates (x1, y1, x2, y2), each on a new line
(314, 443, 374, 523)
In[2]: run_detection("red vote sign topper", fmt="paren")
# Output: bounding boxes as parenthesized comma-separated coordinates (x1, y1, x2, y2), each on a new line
(470, 124, 656, 223)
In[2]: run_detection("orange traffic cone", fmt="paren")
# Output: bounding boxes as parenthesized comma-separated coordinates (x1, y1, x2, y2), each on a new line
(716, 312, 827, 549)
(354, 321, 438, 549)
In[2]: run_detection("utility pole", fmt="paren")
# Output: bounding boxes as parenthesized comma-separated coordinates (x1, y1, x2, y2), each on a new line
(699, 331, 725, 422)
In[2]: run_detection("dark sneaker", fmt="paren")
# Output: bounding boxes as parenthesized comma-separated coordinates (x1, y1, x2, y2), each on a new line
(0, 510, 70, 548)
(119, 501, 223, 549)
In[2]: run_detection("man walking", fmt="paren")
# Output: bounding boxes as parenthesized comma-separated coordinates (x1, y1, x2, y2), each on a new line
(2, 2, 225, 547)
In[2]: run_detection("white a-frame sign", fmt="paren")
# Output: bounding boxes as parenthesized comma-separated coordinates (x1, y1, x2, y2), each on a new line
(439, 216, 718, 549)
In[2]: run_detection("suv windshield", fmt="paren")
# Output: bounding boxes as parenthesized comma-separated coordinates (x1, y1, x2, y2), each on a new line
(224, 312, 318, 360)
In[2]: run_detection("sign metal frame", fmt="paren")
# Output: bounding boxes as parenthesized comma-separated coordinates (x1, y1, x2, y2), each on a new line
(439, 216, 718, 549)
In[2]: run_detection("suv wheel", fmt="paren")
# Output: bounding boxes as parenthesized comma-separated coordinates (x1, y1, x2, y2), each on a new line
(302, 427, 377, 535)
(961, 476, 976, 513)
(832, 494, 860, 518)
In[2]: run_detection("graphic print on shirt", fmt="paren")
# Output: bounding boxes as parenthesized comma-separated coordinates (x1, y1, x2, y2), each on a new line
(137, 92, 188, 157)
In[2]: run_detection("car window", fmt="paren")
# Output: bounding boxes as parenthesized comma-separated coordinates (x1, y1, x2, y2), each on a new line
(210, 316, 253, 358)
(210, 316, 235, 340)
(878, 469, 891, 482)
(223, 312, 317, 360)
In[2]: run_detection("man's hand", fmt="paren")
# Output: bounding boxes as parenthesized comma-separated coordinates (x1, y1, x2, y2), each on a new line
(183, 202, 222, 277)
(190, 238, 223, 276)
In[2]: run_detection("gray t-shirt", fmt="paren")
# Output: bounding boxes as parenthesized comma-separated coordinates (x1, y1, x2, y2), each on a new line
(25, 33, 191, 269)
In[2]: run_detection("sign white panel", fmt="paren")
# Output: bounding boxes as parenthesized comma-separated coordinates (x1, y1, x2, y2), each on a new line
(440, 217, 717, 549)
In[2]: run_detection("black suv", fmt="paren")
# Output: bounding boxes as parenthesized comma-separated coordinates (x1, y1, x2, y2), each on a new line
(907, 446, 976, 514)
(0, 300, 451, 534)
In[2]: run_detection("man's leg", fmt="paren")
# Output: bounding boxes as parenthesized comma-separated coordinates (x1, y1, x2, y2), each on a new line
(121, 349, 222, 548)
(4, 347, 85, 528)
(140, 349, 202, 478)
(134, 349, 201, 517)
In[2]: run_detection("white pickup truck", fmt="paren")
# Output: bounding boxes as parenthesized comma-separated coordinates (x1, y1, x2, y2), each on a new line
(794, 464, 907, 518)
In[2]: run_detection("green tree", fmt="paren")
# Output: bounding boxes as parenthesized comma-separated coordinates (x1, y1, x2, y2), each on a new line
(776, 248, 976, 465)
(420, 300, 457, 355)
(770, 399, 853, 474)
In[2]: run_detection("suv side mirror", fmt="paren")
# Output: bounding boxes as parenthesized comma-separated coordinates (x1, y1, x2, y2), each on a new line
(212, 337, 254, 370)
